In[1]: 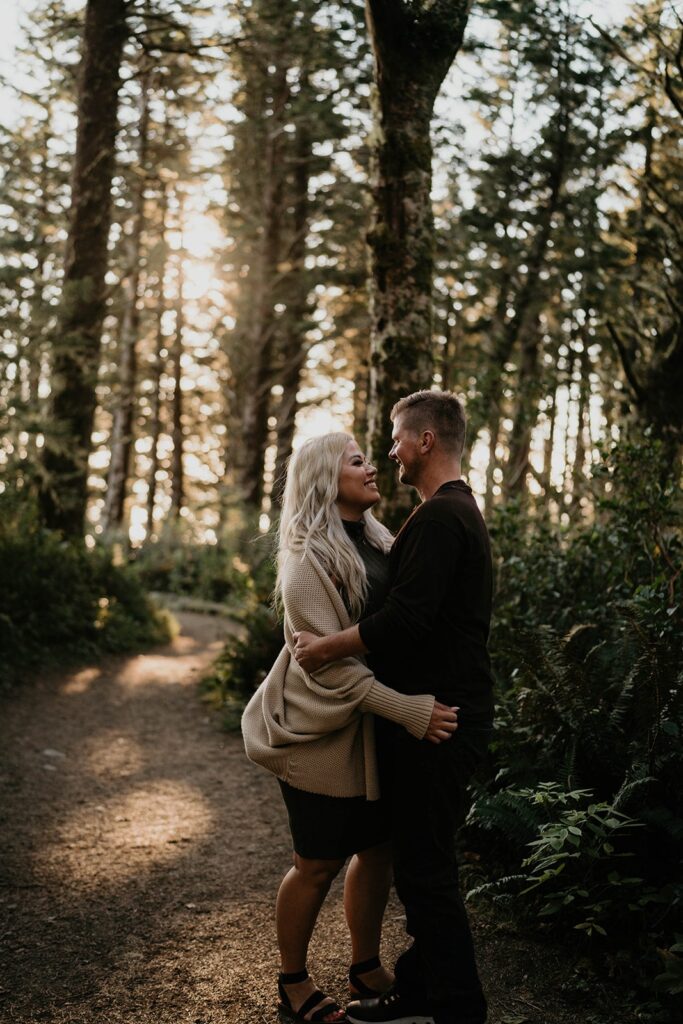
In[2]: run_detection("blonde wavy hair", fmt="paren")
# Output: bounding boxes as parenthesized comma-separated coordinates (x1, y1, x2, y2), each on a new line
(276, 432, 393, 621)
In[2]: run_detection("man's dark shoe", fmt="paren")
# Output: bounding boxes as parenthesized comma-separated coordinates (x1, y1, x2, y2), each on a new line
(345, 987, 434, 1024)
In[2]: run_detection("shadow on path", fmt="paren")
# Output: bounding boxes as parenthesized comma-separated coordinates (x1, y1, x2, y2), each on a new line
(0, 613, 640, 1024)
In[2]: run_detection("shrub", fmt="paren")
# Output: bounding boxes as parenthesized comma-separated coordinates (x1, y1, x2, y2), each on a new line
(0, 500, 173, 686)
(201, 602, 284, 729)
(468, 784, 660, 938)
(131, 529, 254, 605)
(466, 437, 683, 999)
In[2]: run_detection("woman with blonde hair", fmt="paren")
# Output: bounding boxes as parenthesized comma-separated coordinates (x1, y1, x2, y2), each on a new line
(242, 433, 457, 1024)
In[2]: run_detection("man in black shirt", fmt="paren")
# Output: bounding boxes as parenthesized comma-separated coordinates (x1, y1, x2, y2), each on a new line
(294, 390, 493, 1024)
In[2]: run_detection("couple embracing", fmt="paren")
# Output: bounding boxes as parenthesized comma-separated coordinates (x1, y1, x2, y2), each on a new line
(242, 389, 494, 1024)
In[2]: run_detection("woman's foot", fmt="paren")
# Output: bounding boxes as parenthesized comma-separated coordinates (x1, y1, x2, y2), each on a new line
(279, 971, 346, 1022)
(349, 957, 394, 999)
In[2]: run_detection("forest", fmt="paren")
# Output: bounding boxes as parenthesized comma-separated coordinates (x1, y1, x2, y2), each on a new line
(0, 0, 681, 1019)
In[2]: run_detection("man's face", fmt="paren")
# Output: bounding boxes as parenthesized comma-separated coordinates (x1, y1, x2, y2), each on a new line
(389, 414, 422, 486)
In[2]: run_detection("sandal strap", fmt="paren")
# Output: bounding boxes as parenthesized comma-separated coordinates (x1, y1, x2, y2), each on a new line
(278, 976, 345, 1023)
(280, 969, 310, 985)
(278, 969, 309, 1007)
(298, 991, 328, 1018)
(348, 955, 382, 998)
(350, 955, 381, 976)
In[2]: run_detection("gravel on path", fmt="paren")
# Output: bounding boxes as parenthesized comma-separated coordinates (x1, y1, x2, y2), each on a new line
(0, 612, 639, 1024)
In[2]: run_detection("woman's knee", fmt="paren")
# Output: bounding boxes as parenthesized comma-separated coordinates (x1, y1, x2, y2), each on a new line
(354, 840, 392, 869)
(293, 853, 345, 888)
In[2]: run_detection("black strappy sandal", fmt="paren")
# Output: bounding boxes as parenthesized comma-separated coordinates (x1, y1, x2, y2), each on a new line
(278, 969, 347, 1023)
(348, 956, 386, 1000)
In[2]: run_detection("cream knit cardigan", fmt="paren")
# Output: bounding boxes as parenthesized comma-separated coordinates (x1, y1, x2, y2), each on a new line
(241, 548, 435, 800)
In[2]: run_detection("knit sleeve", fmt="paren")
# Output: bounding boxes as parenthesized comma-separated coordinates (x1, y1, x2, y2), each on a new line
(360, 682, 434, 739)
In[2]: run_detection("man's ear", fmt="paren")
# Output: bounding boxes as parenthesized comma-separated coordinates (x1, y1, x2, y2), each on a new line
(421, 430, 436, 453)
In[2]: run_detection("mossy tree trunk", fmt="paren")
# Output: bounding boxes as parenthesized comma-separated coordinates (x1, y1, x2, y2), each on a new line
(40, 0, 129, 537)
(273, 89, 313, 506)
(102, 70, 151, 535)
(234, 64, 289, 511)
(364, 0, 471, 526)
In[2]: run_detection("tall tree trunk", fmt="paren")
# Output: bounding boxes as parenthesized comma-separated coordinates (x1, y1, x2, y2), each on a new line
(145, 182, 169, 540)
(571, 349, 590, 502)
(234, 64, 289, 510)
(24, 135, 53, 465)
(169, 238, 185, 520)
(439, 300, 458, 393)
(484, 418, 501, 511)
(352, 359, 370, 440)
(146, 301, 166, 539)
(364, 0, 470, 527)
(540, 388, 558, 508)
(504, 317, 543, 499)
(40, 0, 128, 537)
(272, 91, 312, 506)
(102, 71, 151, 535)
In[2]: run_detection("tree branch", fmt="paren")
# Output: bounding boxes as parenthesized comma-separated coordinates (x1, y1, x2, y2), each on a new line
(606, 322, 646, 402)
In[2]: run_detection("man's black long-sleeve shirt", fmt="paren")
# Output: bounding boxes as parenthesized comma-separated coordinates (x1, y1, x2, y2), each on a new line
(358, 480, 494, 724)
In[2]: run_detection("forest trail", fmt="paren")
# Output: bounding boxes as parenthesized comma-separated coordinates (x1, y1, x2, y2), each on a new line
(0, 613, 636, 1024)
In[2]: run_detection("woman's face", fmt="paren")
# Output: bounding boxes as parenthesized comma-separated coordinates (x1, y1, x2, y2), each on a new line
(336, 440, 380, 520)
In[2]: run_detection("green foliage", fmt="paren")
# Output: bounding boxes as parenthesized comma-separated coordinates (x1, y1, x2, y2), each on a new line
(130, 517, 278, 610)
(131, 533, 252, 605)
(0, 496, 173, 686)
(467, 438, 683, 998)
(195, 528, 282, 728)
(469, 784, 656, 938)
(201, 601, 284, 730)
(655, 937, 683, 997)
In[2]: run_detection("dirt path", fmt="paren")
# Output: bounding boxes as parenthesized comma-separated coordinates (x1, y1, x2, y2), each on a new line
(0, 613, 638, 1024)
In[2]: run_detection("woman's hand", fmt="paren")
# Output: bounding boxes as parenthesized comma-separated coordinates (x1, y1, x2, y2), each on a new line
(425, 702, 459, 744)
(292, 631, 327, 672)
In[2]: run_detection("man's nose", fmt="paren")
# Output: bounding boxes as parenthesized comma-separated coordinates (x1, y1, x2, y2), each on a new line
(389, 445, 398, 461)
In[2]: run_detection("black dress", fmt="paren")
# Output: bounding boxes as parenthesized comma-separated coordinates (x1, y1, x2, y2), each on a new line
(278, 520, 391, 860)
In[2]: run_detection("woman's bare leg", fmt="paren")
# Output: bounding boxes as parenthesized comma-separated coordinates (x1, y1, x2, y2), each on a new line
(344, 841, 395, 993)
(276, 852, 345, 1018)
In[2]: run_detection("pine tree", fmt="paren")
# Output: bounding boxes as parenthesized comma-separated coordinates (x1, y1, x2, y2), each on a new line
(39, 0, 129, 537)
(602, 4, 683, 478)
(0, 1, 77, 494)
(220, 0, 372, 522)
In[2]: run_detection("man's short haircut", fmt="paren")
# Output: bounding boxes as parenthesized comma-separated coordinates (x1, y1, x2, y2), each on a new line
(391, 389, 467, 457)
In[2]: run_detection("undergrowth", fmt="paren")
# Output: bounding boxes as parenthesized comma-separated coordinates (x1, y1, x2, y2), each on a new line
(0, 497, 173, 686)
(464, 438, 682, 1011)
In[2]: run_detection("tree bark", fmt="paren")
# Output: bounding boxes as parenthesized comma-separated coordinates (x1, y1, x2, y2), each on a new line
(272, 89, 313, 506)
(169, 240, 185, 520)
(571, 348, 590, 503)
(40, 0, 129, 537)
(145, 182, 170, 540)
(484, 418, 501, 511)
(364, 0, 471, 527)
(503, 317, 543, 500)
(102, 71, 151, 535)
(540, 388, 558, 513)
(234, 64, 289, 509)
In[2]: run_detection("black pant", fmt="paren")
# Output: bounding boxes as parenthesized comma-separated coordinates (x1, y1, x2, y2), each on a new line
(379, 721, 492, 1023)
